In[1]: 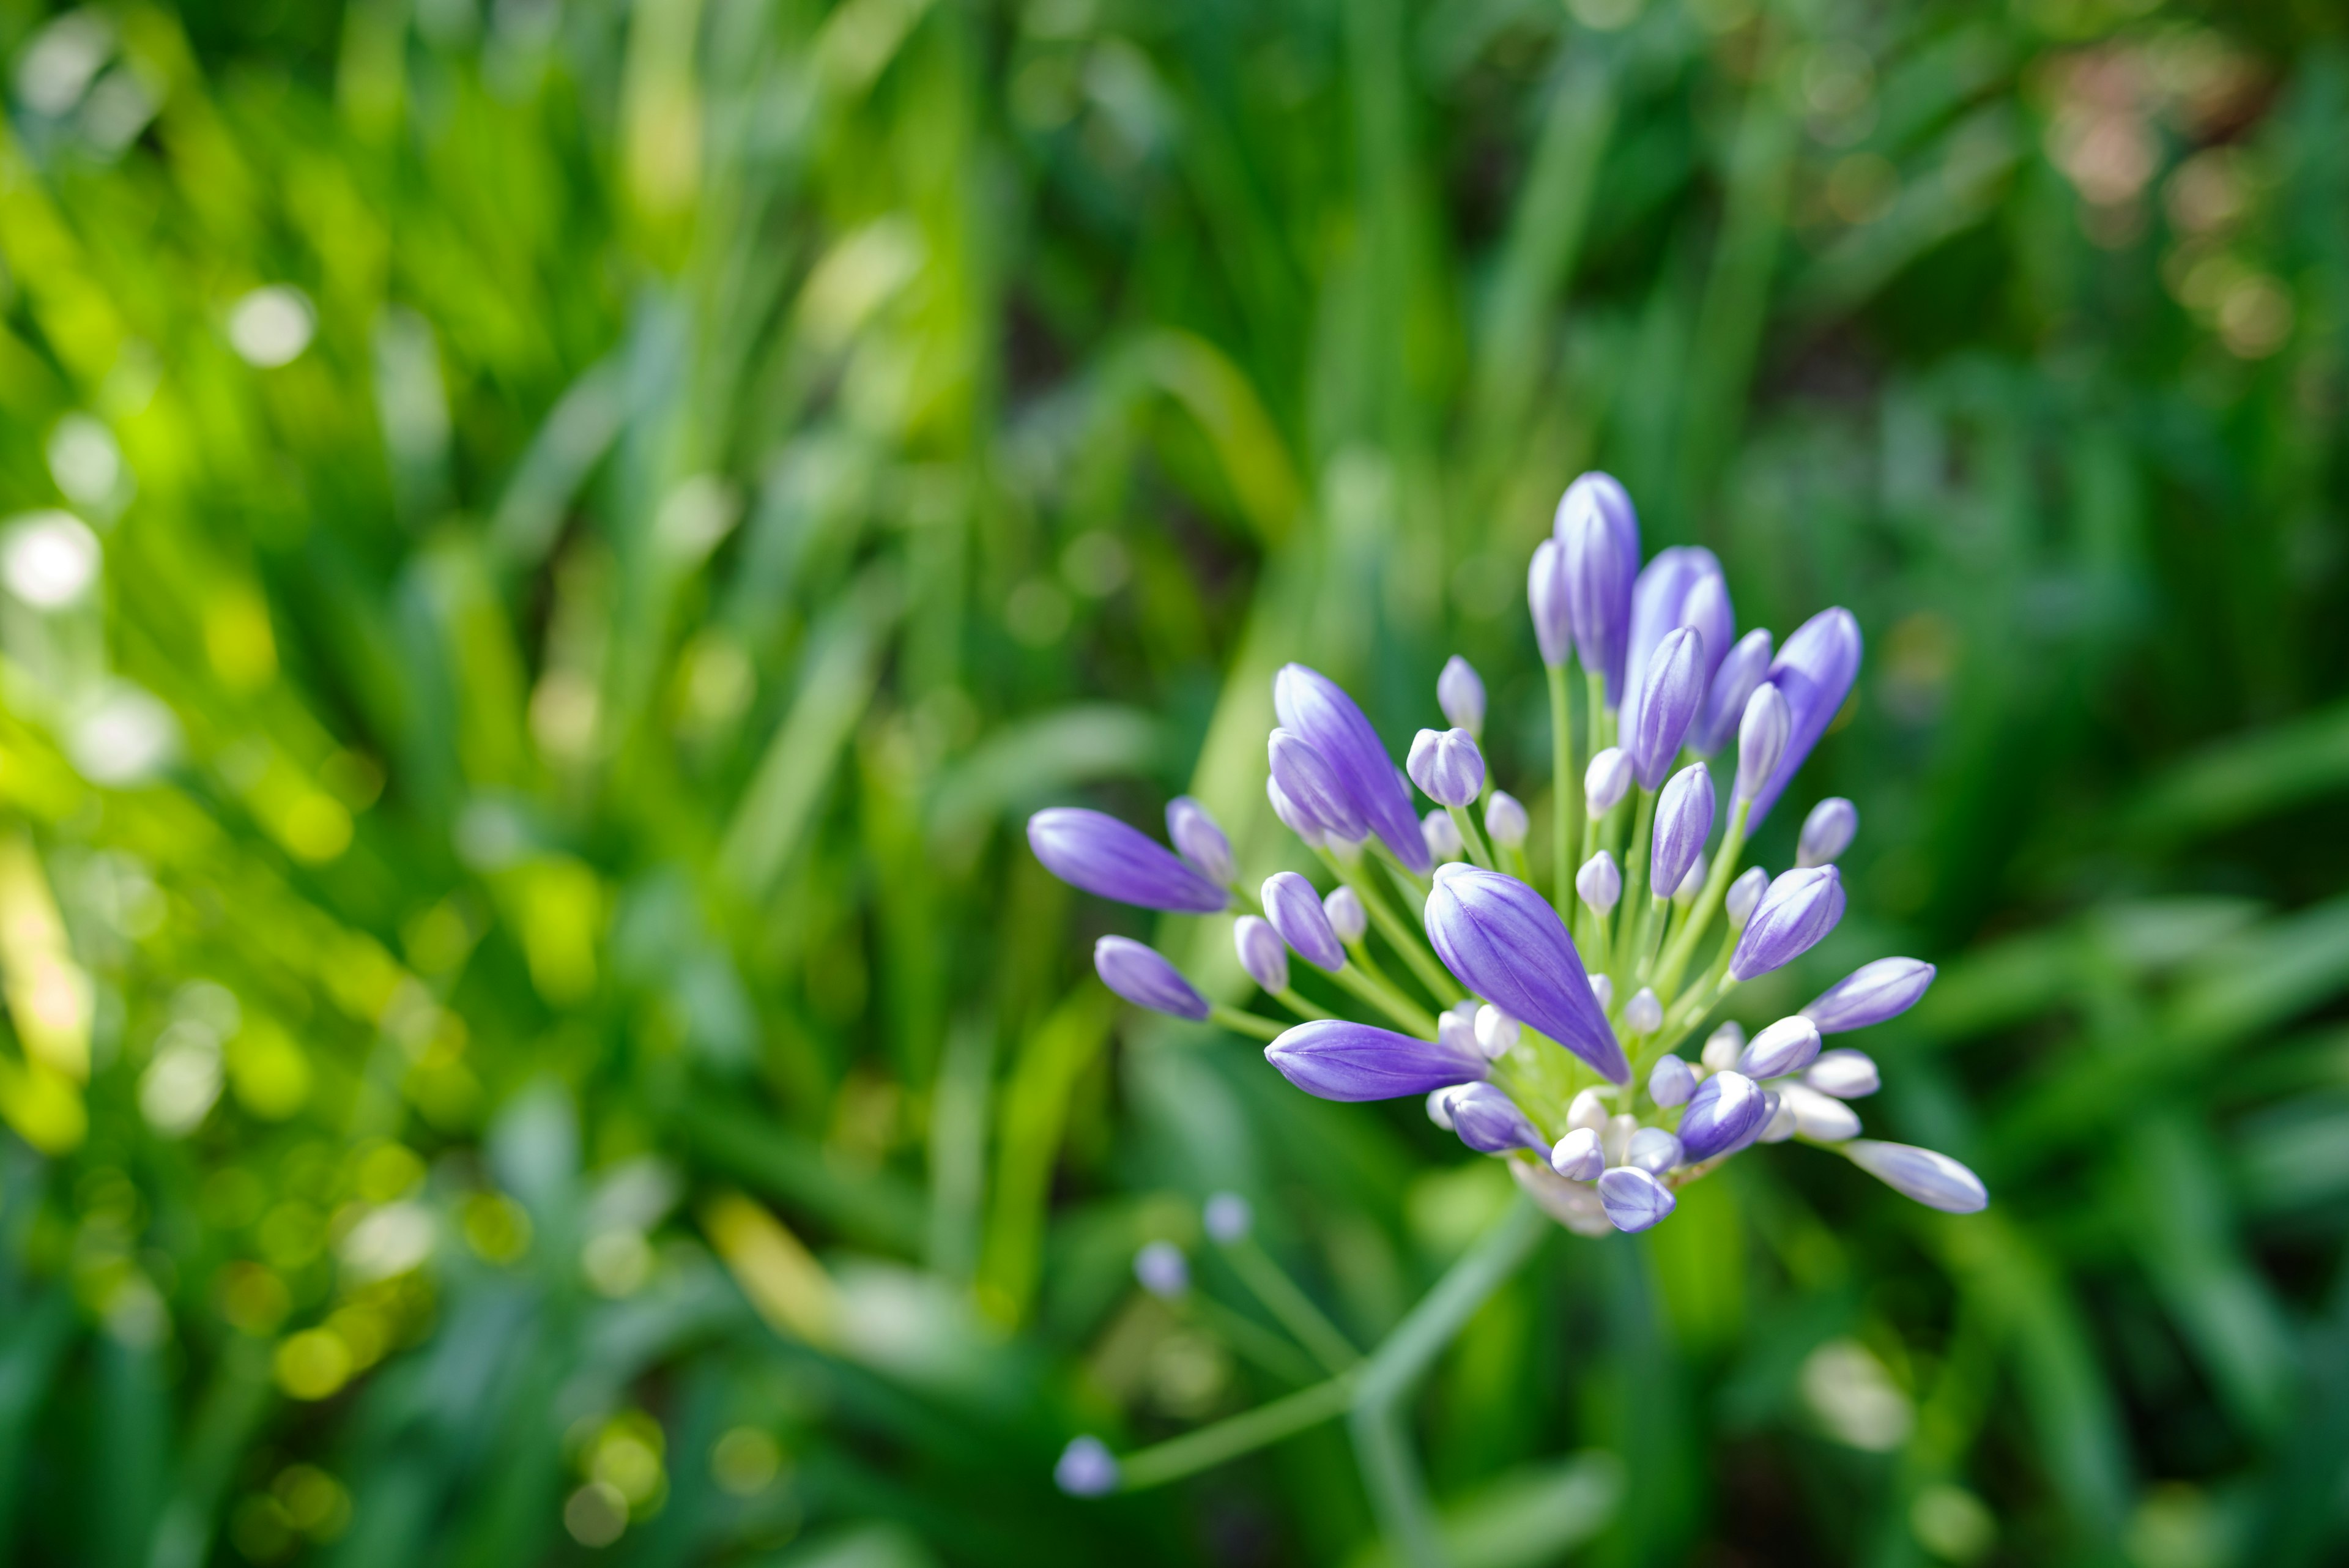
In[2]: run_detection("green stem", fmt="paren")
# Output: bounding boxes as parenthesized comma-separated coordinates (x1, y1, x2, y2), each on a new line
(1115, 1371, 1362, 1490)
(1652, 800, 1750, 1003)
(1501, 844, 1534, 885)
(1614, 787, 1657, 957)
(1578, 671, 1609, 874)
(1211, 1005, 1283, 1041)
(1546, 663, 1577, 916)
(1328, 852, 1463, 1006)
(1445, 804, 1494, 871)
(1224, 1238, 1362, 1376)
(1329, 962, 1439, 1038)
(1186, 1295, 1326, 1386)
(1273, 988, 1333, 1022)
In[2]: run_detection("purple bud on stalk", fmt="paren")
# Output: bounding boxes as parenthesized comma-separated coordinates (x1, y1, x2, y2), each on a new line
(1553, 472, 1641, 706)
(1264, 1019, 1489, 1102)
(1728, 866, 1846, 981)
(1263, 871, 1346, 973)
(1649, 1053, 1696, 1108)
(1725, 866, 1768, 928)
(1269, 729, 1370, 844)
(1844, 1139, 1989, 1213)
(1267, 776, 1324, 849)
(1166, 797, 1235, 886)
(1627, 1126, 1685, 1174)
(1474, 1005, 1520, 1061)
(1623, 987, 1663, 1035)
(1627, 626, 1706, 789)
(1093, 937, 1210, 1021)
(1625, 547, 1734, 722)
(1438, 656, 1487, 737)
(1550, 1127, 1604, 1181)
(1444, 1083, 1551, 1154)
(1529, 538, 1573, 667)
(1423, 809, 1464, 861)
(1233, 916, 1290, 994)
(1425, 1087, 1460, 1129)
(1805, 1048, 1880, 1098)
(1678, 1069, 1769, 1161)
(1408, 727, 1485, 808)
(1134, 1241, 1189, 1298)
(1701, 1022, 1745, 1073)
(1585, 748, 1633, 816)
(1029, 809, 1231, 914)
(1598, 1167, 1677, 1232)
(1423, 865, 1630, 1082)
(1798, 797, 1858, 868)
(1587, 973, 1614, 1011)
(1745, 608, 1863, 828)
(1734, 683, 1790, 804)
(1576, 851, 1622, 915)
(1204, 1192, 1253, 1243)
(1650, 764, 1715, 901)
(1056, 1436, 1118, 1497)
(1324, 886, 1368, 946)
(1738, 1015, 1822, 1079)
(1484, 791, 1529, 850)
(1757, 1091, 1796, 1143)
(1803, 957, 1935, 1033)
(1781, 1083, 1860, 1141)
(1437, 1004, 1479, 1061)
(1689, 628, 1773, 757)
(1274, 664, 1433, 874)
(1672, 851, 1708, 902)
(1567, 1088, 1611, 1131)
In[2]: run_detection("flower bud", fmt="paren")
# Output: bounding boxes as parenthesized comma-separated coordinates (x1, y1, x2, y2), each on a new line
(1802, 957, 1934, 1033)
(1265, 1019, 1488, 1102)
(1678, 1069, 1768, 1161)
(1603, 1113, 1639, 1167)
(1167, 797, 1236, 886)
(1270, 729, 1370, 844)
(1528, 538, 1573, 667)
(1030, 808, 1231, 913)
(1094, 937, 1210, 1020)
(1745, 609, 1862, 828)
(1233, 916, 1290, 994)
(1484, 790, 1529, 850)
(1438, 655, 1486, 736)
(1650, 763, 1715, 904)
(1474, 1005, 1520, 1061)
(1798, 797, 1857, 868)
(1597, 1166, 1676, 1232)
(1056, 1436, 1119, 1497)
(1673, 851, 1708, 902)
(1623, 986, 1663, 1035)
(1425, 1087, 1458, 1129)
(1780, 1083, 1860, 1142)
(1423, 866, 1627, 1082)
(1804, 1048, 1880, 1099)
(1738, 1015, 1823, 1080)
(1263, 871, 1346, 972)
(1203, 1191, 1253, 1243)
(1267, 776, 1324, 849)
(1648, 1053, 1696, 1108)
(1576, 851, 1622, 915)
(1587, 973, 1613, 1011)
(1700, 1021, 1745, 1074)
(1323, 886, 1368, 946)
(1549, 1126, 1604, 1181)
(1408, 727, 1485, 808)
(1627, 1126, 1685, 1174)
(1627, 626, 1706, 789)
(1755, 1091, 1795, 1143)
(1134, 1240, 1189, 1297)
(1844, 1139, 1988, 1213)
(1584, 748, 1632, 816)
(1734, 683, 1790, 804)
(1554, 472, 1641, 707)
(1422, 808, 1464, 861)
(1567, 1087, 1611, 1132)
(1444, 1083, 1550, 1154)
(1724, 865, 1768, 927)
(1627, 547, 1733, 729)
(1274, 663, 1433, 874)
(1690, 627, 1773, 757)
(1728, 866, 1845, 982)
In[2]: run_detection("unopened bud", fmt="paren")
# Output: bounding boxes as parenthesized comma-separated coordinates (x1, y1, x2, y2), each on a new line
(1597, 1167, 1676, 1233)
(1484, 790, 1529, 850)
(1550, 1126, 1604, 1181)
(1584, 748, 1632, 817)
(1474, 1005, 1520, 1061)
(1233, 916, 1290, 995)
(1576, 851, 1622, 915)
(1203, 1191, 1253, 1243)
(1724, 865, 1768, 928)
(1780, 1083, 1860, 1142)
(1738, 1016, 1822, 1080)
(1134, 1241, 1189, 1298)
(1797, 797, 1857, 868)
(1734, 683, 1789, 804)
(1567, 1087, 1611, 1132)
(1438, 655, 1486, 737)
(1323, 886, 1368, 946)
(1407, 727, 1485, 808)
(1422, 808, 1464, 861)
(1701, 1021, 1746, 1074)
(1756, 1091, 1796, 1143)
(1588, 973, 1614, 1012)
(1804, 1048, 1880, 1099)
(1622, 987, 1663, 1035)
(1056, 1436, 1119, 1497)
(1627, 1126, 1685, 1175)
(1426, 1087, 1458, 1130)
(1648, 1053, 1696, 1107)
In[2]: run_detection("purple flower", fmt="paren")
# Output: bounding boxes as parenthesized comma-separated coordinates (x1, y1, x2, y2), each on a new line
(1745, 608, 1862, 827)
(1584, 748, 1631, 816)
(1727, 866, 1845, 981)
(1529, 538, 1573, 667)
(1844, 1140, 1988, 1213)
(1549, 1127, 1603, 1180)
(1056, 1437, 1119, 1496)
(1274, 664, 1433, 874)
(1422, 809, 1463, 861)
(1323, 886, 1367, 945)
(1648, 1053, 1696, 1108)
(1233, 915, 1290, 994)
(1408, 727, 1484, 808)
(1134, 1241, 1189, 1297)
(1262, 871, 1345, 972)
(1689, 628, 1773, 757)
(1093, 937, 1209, 1021)
(1575, 851, 1621, 915)
(1204, 1192, 1252, 1243)
(1553, 472, 1641, 706)
(1030, 809, 1232, 915)
(1802, 957, 1934, 1033)
(1438, 656, 1486, 736)
(1166, 797, 1234, 886)
(1677, 1069, 1768, 1161)
(1626, 626, 1706, 789)
(1737, 1015, 1822, 1079)
(1798, 797, 1857, 868)
(1442, 1083, 1550, 1154)
(1484, 791, 1528, 850)
(1724, 865, 1768, 927)
(1627, 1126, 1684, 1174)
(1650, 764, 1715, 902)
(1267, 776, 1323, 847)
(1597, 1167, 1676, 1232)
(1423, 866, 1628, 1082)
(1733, 683, 1789, 805)
(1264, 1019, 1489, 1102)
(1625, 547, 1733, 719)
(1269, 729, 1368, 844)
(1804, 1048, 1880, 1098)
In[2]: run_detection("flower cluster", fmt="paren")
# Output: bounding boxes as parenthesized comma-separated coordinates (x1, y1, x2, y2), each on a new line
(1028, 472, 1986, 1235)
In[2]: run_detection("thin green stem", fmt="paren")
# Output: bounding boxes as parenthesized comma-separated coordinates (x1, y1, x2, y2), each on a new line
(1223, 1238, 1362, 1375)
(1210, 1005, 1283, 1041)
(1186, 1295, 1326, 1386)
(1329, 852, 1463, 1006)
(1329, 962, 1439, 1038)
(1653, 800, 1750, 1003)
(1273, 987, 1334, 1022)
(1115, 1371, 1362, 1490)
(1614, 786, 1657, 958)
(1546, 663, 1577, 917)
(1445, 804, 1494, 871)
(1578, 671, 1608, 874)
(1501, 843, 1534, 885)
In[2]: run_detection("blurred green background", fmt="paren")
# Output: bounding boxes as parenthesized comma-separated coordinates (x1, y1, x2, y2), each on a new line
(0, 0, 2344, 1562)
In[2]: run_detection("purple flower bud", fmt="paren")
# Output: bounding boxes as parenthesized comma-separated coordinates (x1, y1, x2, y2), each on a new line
(1727, 866, 1845, 981)
(1267, 776, 1324, 848)
(1425, 1087, 1458, 1129)
(1056, 1436, 1118, 1496)
(1529, 538, 1573, 666)
(1757, 1091, 1795, 1143)
(1745, 608, 1862, 828)
(1264, 1019, 1489, 1102)
(1844, 1139, 1988, 1213)
(1650, 764, 1715, 902)
(1734, 683, 1789, 804)
(1672, 850, 1709, 902)
(1030, 809, 1231, 914)
(1263, 871, 1346, 973)
(1798, 797, 1858, 868)
(1408, 727, 1485, 808)
(1678, 1069, 1768, 1161)
(1598, 1167, 1676, 1232)
(1323, 886, 1368, 946)
(1627, 626, 1705, 789)
(1623, 987, 1663, 1035)
(1437, 1003, 1478, 1061)
(1724, 866, 1768, 928)
(1094, 937, 1210, 1021)
(1273, 664, 1432, 874)
(1567, 1087, 1610, 1131)
(1627, 1126, 1685, 1174)
(1166, 797, 1234, 886)
(1689, 628, 1773, 757)
(1802, 957, 1934, 1033)
(1804, 1048, 1880, 1098)
(1233, 916, 1290, 994)
(1584, 748, 1632, 816)
(1203, 1192, 1252, 1243)
(1550, 1127, 1604, 1181)
(1781, 1083, 1860, 1141)
(1576, 851, 1621, 915)
(1484, 791, 1528, 850)
(1474, 1005, 1520, 1060)
(1423, 809, 1464, 861)
(1587, 973, 1614, 1011)
(1438, 656, 1486, 736)
(1649, 1053, 1696, 1107)
(1553, 472, 1641, 706)
(1737, 1015, 1822, 1079)
(1269, 729, 1370, 844)
(1625, 547, 1734, 726)
(1134, 1240, 1189, 1297)
(1423, 865, 1629, 1082)
(1444, 1083, 1550, 1154)
(1701, 1022, 1745, 1073)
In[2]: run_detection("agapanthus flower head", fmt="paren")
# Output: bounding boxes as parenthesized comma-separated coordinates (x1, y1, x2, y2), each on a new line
(1442, 1083, 1550, 1154)
(1166, 797, 1234, 887)
(1484, 790, 1529, 850)
(1423, 809, 1464, 861)
(1438, 656, 1486, 736)
(1030, 809, 1231, 914)
(1798, 797, 1858, 868)
(1803, 958, 1934, 1033)
(1585, 747, 1632, 816)
(1425, 866, 1628, 1082)
(1651, 764, 1715, 902)
(1554, 472, 1641, 706)
(1264, 1019, 1488, 1101)
(1690, 627, 1773, 757)
(1408, 727, 1485, 808)
(1274, 663, 1432, 873)
(1626, 546, 1732, 719)
(1233, 915, 1290, 994)
(1263, 871, 1346, 972)
(1626, 625, 1707, 789)
(1728, 865, 1846, 981)
(1744, 608, 1862, 827)
(1323, 885, 1368, 946)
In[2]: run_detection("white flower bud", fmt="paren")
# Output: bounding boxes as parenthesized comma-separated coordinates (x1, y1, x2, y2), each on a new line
(1701, 1021, 1746, 1074)
(1622, 987, 1663, 1035)
(1474, 1005, 1520, 1061)
(1584, 748, 1632, 817)
(1567, 1088, 1611, 1132)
